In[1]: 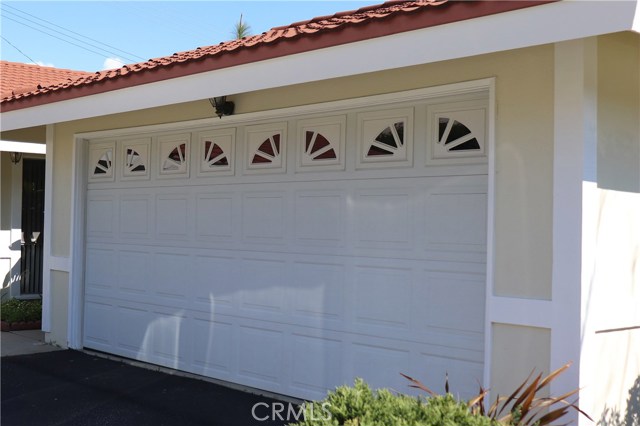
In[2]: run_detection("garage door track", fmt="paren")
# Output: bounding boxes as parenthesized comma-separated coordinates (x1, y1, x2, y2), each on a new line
(2, 350, 289, 426)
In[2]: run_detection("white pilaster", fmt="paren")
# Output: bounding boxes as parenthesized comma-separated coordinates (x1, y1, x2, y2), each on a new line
(42, 124, 54, 331)
(551, 38, 598, 425)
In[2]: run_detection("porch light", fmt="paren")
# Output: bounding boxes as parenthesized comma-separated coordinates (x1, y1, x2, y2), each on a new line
(9, 152, 22, 164)
(209, 96, 235, 119)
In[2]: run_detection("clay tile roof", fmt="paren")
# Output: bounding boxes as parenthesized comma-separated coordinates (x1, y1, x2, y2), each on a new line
(0, 0, 551, 111)
(0, 61, 91, 99)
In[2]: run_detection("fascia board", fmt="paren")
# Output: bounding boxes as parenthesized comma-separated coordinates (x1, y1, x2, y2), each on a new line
(1, 0, 637, 132)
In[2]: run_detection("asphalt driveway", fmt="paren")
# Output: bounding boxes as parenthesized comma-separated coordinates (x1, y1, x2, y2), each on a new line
(1, 350, 292, 426)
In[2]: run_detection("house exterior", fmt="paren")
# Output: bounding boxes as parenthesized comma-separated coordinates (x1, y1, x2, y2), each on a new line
(1, 61, 91, 299)
(1, 1, 638, 423)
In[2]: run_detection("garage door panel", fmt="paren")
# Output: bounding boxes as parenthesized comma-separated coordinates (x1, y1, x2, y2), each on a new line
(192, 317, 235, 377)
(85, 248, 116, 292)
(424, 192, 487, 247)
(156, 194, 192, 240)
(294, 190, 346, 247)
(145, 309, 189, 367)
(239, 258, 287, 314)
(290, 261, 345, 321)
(118, 249, 150, 295)
(86, 196, 117, 239)
(242, 192, 287, 244)
(290, 333, 343, 395)
(237, 325, 285, 387)
(193, 255, 237, 309)
(354, 190, 415, 250)
(152, 252, 191, 300)
(119, 195, 152, 239)
(195, 193, 235, 241)
(353, 265, 412, 330)
(115, 304, 150, 355)
(350, 341, 411, 392)
(84, 300, 114, 348)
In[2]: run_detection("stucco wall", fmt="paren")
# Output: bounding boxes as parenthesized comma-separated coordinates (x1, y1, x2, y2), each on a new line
(46, 46, 555, 374)
(587, 31, 640, 425)
(491, 323, 551, 399)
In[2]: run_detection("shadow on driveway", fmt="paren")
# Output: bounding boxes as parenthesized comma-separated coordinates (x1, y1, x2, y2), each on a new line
(1, 350, 292, 426)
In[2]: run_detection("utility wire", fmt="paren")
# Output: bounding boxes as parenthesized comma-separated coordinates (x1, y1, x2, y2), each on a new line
(2, 4, 145, 62)
(1, 35, 38, 65)
(3, 15, 130, 62)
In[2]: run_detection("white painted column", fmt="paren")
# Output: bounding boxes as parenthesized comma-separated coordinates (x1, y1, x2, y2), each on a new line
(551, 38, 598, 425)
(42, 124, 54, 331)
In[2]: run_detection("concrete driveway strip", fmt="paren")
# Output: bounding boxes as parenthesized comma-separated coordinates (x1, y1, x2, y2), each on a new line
(1, 350, 290, 426)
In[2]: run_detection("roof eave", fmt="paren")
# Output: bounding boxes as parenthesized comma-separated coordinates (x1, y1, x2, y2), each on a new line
(0, 0, 549, 114)
(1, 0, 638, 132)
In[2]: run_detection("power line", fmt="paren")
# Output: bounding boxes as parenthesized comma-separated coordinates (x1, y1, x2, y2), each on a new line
(2, 15, 136, 63)
(1, 35, 38, 65)
(1, 4, 145, 62)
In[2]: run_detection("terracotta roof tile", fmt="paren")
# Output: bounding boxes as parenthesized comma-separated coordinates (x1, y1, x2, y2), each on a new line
(0, 61, 91, 99)
(0, 0, 450, 105)
(0, 0, 552, 111)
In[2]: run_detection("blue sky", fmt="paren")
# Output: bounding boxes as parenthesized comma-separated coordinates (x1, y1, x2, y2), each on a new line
(1, 1, 369, 72)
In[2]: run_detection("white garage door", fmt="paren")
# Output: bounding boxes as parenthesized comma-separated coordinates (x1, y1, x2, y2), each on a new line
(83, 96, 488, 401)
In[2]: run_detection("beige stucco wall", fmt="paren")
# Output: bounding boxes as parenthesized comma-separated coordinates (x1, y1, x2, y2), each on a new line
(491, 323, 551, 399)
(45, 46, 555, 364)
(48, 270, 69, 347)
(587, 31, 640, 424)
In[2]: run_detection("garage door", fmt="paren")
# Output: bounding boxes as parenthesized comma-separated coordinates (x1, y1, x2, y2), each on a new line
(83, 97, 488, 401)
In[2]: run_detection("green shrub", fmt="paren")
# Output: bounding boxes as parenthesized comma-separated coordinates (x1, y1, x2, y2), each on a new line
(290, 378, 495, 426)
(0, 298, 42, 323)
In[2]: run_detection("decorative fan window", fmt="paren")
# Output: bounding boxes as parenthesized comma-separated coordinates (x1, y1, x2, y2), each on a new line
(198, 129, 235, 176)
(158, 134, 190, 177)
(121, 139, 150, 180)
(297, 116, 345, 171)
(89, 142, 116, 181)
(428, 102, 487, 164)
(126, 149, 146, 171)
(164, 144, 187, 171)
(245, 123, 286, 173)
(367, 122, 405, 157)
(95, 151, 113, 175)
(357, 108, 413, 169)
(438, 118, 481, 152)
(252, 134, 280, 165)
(305, 131, 336, 160)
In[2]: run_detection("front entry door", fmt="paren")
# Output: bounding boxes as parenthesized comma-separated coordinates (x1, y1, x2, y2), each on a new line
(20, 158, 45, 295)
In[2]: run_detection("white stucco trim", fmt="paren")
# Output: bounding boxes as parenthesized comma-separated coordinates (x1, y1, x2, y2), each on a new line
(0, 141, 46, 154)
(551, 38, 598, 426)
(67, 137, 88, 350)
(2, 0, 637, 132)
(41, 125, 54, 331)
(482, 78, 497, 391)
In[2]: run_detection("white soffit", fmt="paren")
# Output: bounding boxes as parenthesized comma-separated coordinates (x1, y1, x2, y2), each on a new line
(0, 140, 46, 154)
(1, 0, 638, 132)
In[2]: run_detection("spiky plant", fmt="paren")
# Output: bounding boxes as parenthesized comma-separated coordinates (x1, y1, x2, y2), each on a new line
(402, 362, 592, 426)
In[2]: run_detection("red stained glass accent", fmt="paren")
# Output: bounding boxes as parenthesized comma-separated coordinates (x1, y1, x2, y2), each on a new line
(257, 139, 275, 157)
(169, 143, 186, 162)
(252, 154, 271, 164)
(310, 133, 330, 154)
(315, 148, 337, 159)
